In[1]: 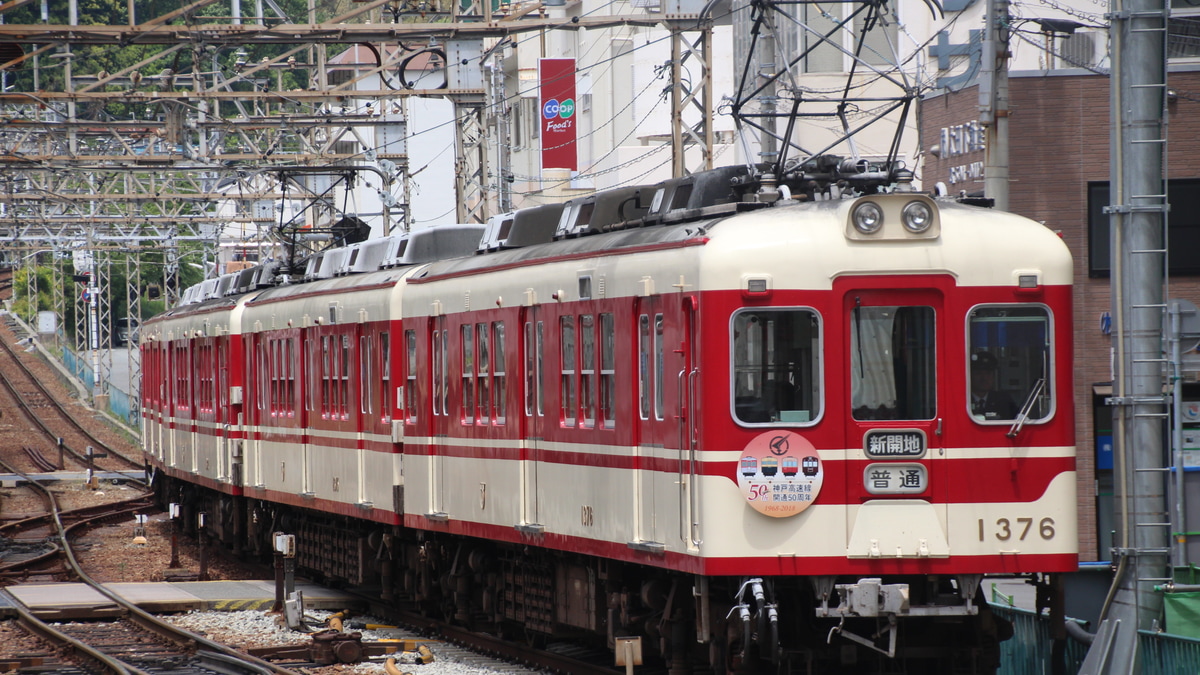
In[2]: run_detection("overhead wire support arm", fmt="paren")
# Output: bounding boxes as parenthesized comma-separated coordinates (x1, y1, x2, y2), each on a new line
(728, 0, 941, 187)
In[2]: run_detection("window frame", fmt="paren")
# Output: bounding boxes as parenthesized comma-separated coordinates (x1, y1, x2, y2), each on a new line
(493, 321, 506, 424)
(730, 306, 824, 428)
(654, 313, 665, 421)
(580, 314, 596, 428)
(462, 324, 475, 425)
(560, 315, 577, 427)
(965, 303, 1056, 426)
(405, 328, 418, 424)
(599, 313, 615, 430)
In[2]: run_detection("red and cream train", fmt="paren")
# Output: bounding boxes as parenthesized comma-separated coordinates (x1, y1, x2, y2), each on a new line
(141, 162, 1076, 673)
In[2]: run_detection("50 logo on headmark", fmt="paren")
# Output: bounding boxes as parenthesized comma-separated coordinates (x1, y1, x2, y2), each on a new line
(542, 98, 576, 120)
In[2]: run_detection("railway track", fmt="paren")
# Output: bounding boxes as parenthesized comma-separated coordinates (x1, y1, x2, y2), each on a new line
(0, 458, 302, 675)
(0, 486, 155, 580)
(0, 319, 143, 479)
(339, 592, 643, 675)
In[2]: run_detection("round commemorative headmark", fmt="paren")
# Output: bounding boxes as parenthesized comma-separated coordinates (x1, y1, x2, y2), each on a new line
(737, 431, 823, 518)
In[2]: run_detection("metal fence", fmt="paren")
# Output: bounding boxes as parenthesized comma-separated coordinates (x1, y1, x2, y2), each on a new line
(62, 348, 138, 427)
(993, 604, 1200, 674)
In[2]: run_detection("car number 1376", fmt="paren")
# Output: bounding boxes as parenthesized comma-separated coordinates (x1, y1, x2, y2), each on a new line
(978, 517, 1055, 541)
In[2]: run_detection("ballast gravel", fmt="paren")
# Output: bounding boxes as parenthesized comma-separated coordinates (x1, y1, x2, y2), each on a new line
(163, 609, 550, 675)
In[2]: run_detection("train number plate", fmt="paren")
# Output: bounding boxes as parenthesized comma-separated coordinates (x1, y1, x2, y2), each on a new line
(863, 463, 928, 495)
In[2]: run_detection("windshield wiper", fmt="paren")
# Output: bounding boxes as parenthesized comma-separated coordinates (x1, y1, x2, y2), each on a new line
(1007, 378, 1046, 439)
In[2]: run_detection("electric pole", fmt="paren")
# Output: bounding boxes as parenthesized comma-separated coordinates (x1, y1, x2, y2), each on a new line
(980, 0, 1010, 211)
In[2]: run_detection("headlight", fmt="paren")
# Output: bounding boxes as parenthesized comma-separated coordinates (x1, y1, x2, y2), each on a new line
(902, 200, 934, 233)
(852, 202, 884, 234)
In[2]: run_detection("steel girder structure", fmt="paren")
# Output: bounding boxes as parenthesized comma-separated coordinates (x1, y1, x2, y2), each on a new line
(671, 26, 714, 177)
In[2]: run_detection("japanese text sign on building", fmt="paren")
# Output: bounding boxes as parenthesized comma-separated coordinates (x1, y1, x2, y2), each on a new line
(538, 58, 577, 171)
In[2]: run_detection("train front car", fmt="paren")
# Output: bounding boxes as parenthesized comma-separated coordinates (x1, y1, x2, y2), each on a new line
(697, 192, 1076, 671)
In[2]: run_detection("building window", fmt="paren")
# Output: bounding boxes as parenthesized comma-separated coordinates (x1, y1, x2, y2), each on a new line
(853, 3, 898, 67)
(1088, 179, 1200, 277)
(1170, 0, 1200, 59)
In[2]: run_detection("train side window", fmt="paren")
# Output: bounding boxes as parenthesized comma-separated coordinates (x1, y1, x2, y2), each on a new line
(537, 321, 545, 416)
(462, 324, 475, 424)
(361, 335, 373, 416)
(269, 340, 279, 417)
(433, 328, 443, 417)
(477, 323, 490, 424)
(304, 337, 315, 413)
(380, 332, 390, 424)
(654, 314, 664, 421)
(600, 313, 615, 429)
(440, 326, 449, 416)
(405, 329, 417, 423)
(561, 315, 577, 426)
(524, 320, 544, 418)
(850, 305, 936, 421)
(341, 335, 351, 421)
(733, 309, 821, 425)
(218, 342, 228, 412)
(255, 341, 266, 415)
(524, 321, 535, 417)
(286, 339, 295, 417)
(639, 315, 650, 420)
(329, 335, 339, 419)
(968, 305, 1053, 424)
(432, 329, 442, 417)
(493, 322, 506, 424)
(321, 336, 331, 419)
(581, 315, 596, 428)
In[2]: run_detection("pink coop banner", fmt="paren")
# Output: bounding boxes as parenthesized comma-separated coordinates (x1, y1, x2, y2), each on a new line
(538, 58, 577, 171)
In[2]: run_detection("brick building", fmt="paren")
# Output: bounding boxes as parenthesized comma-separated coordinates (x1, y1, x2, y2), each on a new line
(921, 67, 1200, 562)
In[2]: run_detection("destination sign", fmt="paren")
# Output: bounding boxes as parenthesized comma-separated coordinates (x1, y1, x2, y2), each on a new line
(863, 429, 926, 459)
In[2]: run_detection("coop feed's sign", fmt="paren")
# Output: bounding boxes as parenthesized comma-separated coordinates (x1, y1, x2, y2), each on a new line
(538, 58, 577, 171)
(738, 431, 823, 518)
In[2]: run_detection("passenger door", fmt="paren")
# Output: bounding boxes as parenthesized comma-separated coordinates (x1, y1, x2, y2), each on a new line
(518, 307, 544, 531)
(632, 296, 669, 550)
(842, 285, 948, 556)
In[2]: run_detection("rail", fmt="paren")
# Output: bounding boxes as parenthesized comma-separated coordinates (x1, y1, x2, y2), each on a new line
(0, 457, 302, 675)
(0, 332, 143, 478)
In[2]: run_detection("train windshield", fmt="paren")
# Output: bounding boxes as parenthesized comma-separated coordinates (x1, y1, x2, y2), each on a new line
(732, 309, 820, 425)
(968, 305, 1052, 423)
(850, 305, 936, 421)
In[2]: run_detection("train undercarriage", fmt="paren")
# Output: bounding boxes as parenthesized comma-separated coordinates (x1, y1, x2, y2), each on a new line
(159, 474, 1013, 675)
